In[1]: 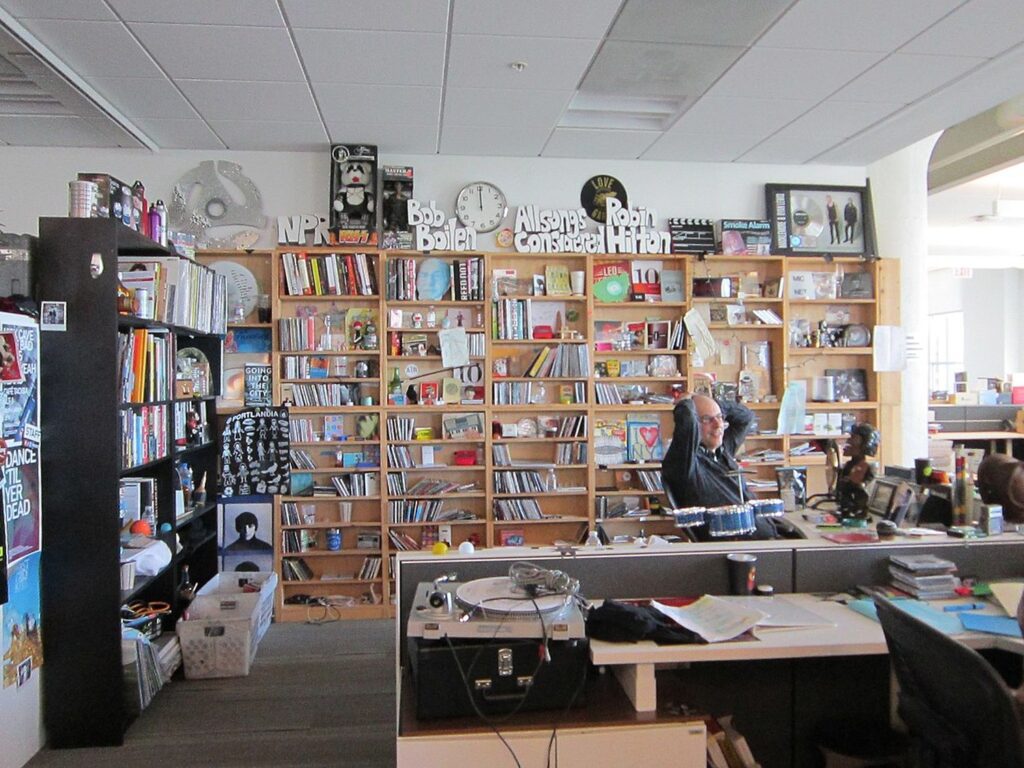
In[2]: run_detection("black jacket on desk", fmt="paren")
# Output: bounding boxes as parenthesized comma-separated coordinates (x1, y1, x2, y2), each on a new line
(661, 398, 776, 541)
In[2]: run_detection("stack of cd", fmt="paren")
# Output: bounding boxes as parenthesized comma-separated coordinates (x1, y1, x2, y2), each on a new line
(68, 180, 99, 218)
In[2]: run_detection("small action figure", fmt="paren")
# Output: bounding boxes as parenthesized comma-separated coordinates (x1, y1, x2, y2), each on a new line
(837, 422, 879, 518)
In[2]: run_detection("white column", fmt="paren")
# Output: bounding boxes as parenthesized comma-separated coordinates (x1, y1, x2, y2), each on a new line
(868, 135, 939, 465)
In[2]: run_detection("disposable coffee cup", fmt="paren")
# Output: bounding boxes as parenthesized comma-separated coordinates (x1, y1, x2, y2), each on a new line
(571, 271, 585, 295)
(727, 553, 757, 595)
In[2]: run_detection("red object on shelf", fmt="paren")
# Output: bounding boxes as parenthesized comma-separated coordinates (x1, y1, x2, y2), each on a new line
(454, 450, 476, 466)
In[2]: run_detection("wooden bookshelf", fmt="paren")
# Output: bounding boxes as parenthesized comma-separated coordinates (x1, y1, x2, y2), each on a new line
(264, 247, 886, 620)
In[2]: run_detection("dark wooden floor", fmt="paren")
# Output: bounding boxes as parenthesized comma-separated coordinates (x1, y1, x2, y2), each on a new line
(28, 619, 396, 767)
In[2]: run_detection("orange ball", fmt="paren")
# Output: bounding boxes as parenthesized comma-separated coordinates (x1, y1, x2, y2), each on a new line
(129, 520, 152, 536)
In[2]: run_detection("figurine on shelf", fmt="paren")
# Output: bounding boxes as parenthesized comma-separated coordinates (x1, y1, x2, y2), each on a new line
(350, 320, 364, 349)
(362, 319, 378, 350)
(837, 422, 879, 518)
(186, 407, 203, 446)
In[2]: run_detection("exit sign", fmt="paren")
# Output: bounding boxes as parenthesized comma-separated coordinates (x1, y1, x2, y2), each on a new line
(952, 267, 973, 278)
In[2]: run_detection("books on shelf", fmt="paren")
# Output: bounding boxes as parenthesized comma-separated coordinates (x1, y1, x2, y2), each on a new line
(118, 256, 226, 333)
(280, 252, 378, 297)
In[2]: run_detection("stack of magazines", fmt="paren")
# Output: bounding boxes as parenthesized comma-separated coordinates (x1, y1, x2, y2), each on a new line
(888, 554, 959, 599)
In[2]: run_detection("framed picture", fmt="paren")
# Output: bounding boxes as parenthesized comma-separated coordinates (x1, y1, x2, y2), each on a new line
(867, 477, 899, 518)
(765, 183, 875, 257)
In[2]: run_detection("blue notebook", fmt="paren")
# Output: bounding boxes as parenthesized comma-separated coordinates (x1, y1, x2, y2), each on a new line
(959, 613, 1023, 638)
(847, 599, 964, 635)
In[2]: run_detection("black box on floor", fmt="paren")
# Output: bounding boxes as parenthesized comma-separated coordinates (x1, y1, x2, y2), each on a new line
(409, 637, 589, 720)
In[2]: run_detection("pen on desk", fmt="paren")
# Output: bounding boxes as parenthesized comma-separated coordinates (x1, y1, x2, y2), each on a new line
(942, 603, 987, 612)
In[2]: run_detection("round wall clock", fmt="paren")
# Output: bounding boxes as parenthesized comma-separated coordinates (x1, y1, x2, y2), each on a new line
(455, 181, 508, 233)
(581, 174, 628, 223)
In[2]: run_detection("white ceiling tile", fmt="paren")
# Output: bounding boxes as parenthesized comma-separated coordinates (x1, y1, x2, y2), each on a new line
(133, 117, 225, 149)
(283, 0, 449, 32)
(178, 80, 318, 121)
(89, 76, 197, 118)
(902, 0, 1024, 58)
(107, 0, 284, 26)
(207, 120, 327, 151)
(315, 83, 440, 125)
(326, 122, 437, 154)
(542, 128, 659, 159)
(0, 115, 119, 146)
(453, 0, 621, 38)
(611, 0, 790, 46)
(758, 0, 962, 52)
(709, 47, 884, 101)
(447, 34, 599, 90)
(642, 130, 755, 162)
(740, 100, 902, 162)
(582, 41, 743, 98)
(0, 0, 115, 20)
(671, 96, 816, 136)
(0, 100, 70, 116)
(18, 19, 163, 77)
(295, 29, 445, 85)
(439, 124, 551, 157)
(444, 88, 571, 127)
(127, 23, 304, 81)
(833, 53, 986, 104)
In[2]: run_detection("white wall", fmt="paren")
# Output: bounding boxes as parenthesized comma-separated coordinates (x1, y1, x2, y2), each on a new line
(0, 146, 867, 244)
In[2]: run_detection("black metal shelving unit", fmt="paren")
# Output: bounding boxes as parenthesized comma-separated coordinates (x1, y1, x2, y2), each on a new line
(36, 217, 222, 748)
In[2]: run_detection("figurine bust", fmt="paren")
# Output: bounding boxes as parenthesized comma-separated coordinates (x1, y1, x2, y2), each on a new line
(837, 422, 879, 518)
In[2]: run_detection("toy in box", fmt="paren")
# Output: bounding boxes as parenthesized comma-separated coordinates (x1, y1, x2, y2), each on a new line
(329, 143, 378, 245)
(380, 165, 414, 249)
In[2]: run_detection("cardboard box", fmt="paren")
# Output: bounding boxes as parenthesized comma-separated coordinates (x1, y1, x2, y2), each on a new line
(77, 173, 128, 222)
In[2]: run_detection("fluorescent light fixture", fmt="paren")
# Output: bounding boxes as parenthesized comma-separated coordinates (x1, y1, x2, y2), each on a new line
(559, 92, 684, 131)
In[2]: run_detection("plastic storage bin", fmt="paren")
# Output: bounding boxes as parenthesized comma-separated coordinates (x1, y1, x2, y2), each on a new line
(176, 571, 278, 679)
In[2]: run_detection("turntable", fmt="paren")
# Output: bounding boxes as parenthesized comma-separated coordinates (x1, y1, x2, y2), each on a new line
(407, 572, 589, 719)
(407, 575, 587, 641)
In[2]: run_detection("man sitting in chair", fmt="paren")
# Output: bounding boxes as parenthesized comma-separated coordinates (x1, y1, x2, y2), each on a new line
(662, 392, 776, 541)
(976, 453, 1024, 717)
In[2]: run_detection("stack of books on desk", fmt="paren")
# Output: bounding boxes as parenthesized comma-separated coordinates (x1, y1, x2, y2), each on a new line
(888, 554, 959, 599)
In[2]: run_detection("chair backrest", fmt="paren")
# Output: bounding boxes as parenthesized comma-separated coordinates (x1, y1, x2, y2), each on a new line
(873, 596, 1024, 768)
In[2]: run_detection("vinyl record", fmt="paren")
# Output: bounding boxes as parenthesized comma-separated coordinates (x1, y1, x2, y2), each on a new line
(789, 195, 825, 238)
(581, 175, 628, 223)
(455, 576, 569, 616)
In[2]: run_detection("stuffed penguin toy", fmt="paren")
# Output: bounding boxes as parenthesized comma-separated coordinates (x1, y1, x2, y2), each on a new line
(333, 161, 375, 227)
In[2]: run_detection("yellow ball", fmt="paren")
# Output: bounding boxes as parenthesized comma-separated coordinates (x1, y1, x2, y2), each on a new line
(431, 541, 449, 555)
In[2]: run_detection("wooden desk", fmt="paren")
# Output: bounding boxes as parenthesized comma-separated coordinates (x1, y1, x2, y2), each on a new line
(590, 594, 1024, 713)
(929, 430, 1024, 455)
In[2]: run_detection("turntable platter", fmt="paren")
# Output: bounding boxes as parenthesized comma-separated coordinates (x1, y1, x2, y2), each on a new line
(455, 577, 569, 616)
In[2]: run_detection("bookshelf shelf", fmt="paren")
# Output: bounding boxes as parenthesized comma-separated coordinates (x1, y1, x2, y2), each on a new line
(40, 217, 226, 747)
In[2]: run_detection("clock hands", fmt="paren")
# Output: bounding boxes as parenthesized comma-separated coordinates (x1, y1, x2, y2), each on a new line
(478, 187, 483, 211)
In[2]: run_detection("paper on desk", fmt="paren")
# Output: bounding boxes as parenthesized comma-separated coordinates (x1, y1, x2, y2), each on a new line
(989, 581, 1024, 618)
(651, 595, 765, 643)
(959, 612, 1023, 638)
(719, 596, 835, 630)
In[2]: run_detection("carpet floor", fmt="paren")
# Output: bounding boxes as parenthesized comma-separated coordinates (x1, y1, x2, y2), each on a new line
(28, 619, 396, 767)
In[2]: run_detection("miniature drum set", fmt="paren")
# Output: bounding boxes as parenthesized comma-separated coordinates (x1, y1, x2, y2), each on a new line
(671, 498, 785, 537)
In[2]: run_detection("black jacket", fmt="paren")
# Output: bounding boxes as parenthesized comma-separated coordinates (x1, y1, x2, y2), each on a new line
(661, 398, 776, 540)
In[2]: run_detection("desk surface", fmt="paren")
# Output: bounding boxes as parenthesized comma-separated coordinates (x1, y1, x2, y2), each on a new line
(589, 593, 1024, 667)
(929, 431, 1024, 440)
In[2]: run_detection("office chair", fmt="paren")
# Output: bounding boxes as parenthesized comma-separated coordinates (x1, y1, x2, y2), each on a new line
(873, 596, 1024, 768)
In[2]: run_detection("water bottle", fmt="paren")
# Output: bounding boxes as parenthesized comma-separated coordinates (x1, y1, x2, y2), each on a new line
(545, 467, 558, 492)
(154, 199, 168, 247)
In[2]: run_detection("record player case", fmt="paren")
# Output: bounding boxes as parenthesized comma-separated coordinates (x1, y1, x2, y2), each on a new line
(409, 636, 589, 720)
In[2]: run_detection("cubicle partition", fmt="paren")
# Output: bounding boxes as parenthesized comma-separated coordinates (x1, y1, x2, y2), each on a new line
(396, 535, 1024, 768)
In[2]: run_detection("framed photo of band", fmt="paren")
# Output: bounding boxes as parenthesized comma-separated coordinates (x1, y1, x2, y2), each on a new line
(765, 182, 876, 258)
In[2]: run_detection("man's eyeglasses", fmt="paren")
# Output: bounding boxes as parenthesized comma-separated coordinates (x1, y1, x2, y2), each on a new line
(698, 414, 728, 426)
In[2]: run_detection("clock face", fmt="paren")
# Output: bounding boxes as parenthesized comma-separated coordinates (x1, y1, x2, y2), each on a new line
(456, 181, 507, 233)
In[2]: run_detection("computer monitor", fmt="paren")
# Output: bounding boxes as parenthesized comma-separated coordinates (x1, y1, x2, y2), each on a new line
(887, 480, 918, 526)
